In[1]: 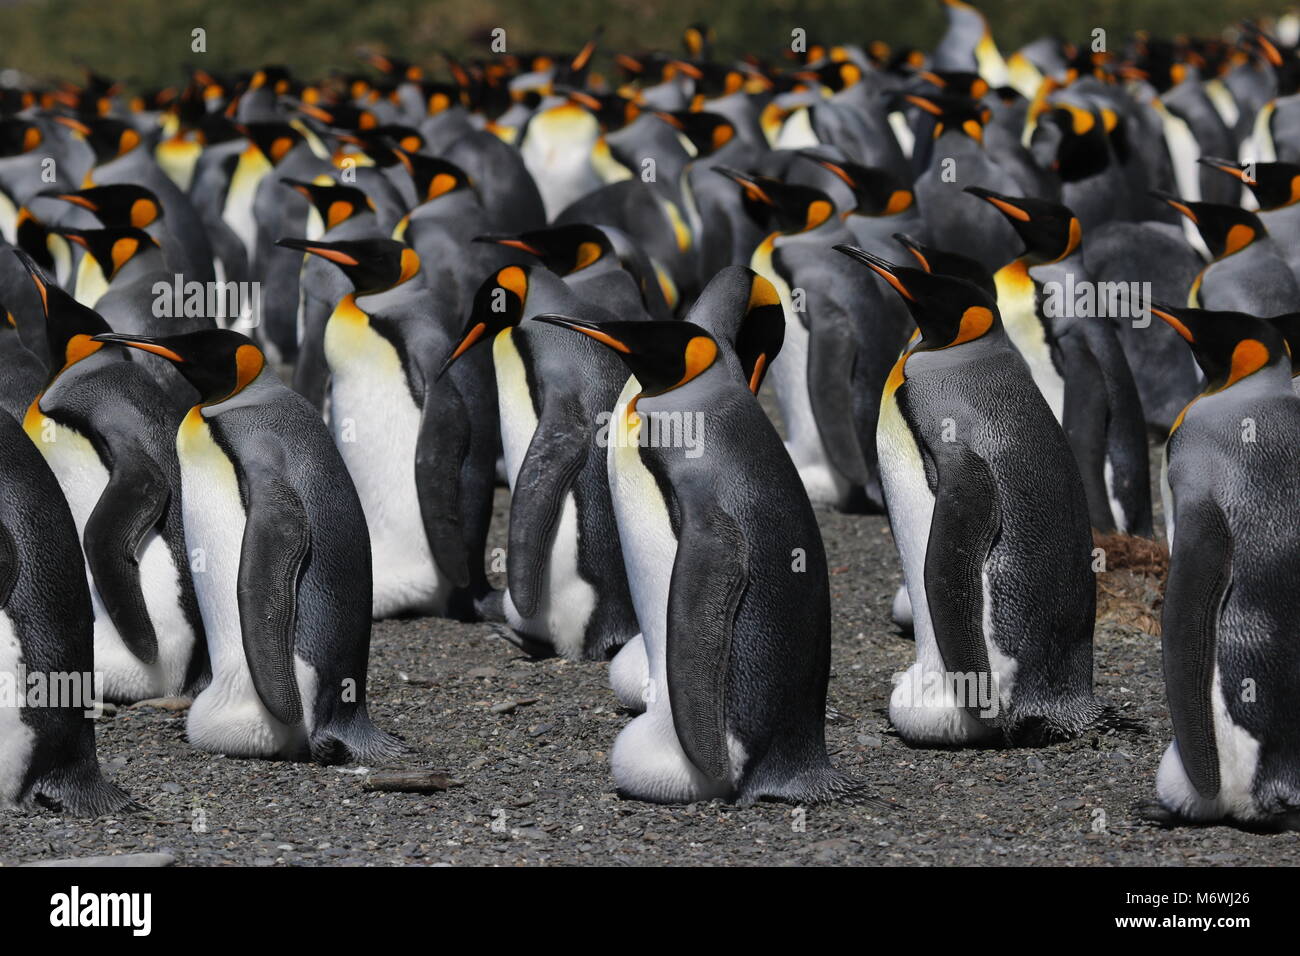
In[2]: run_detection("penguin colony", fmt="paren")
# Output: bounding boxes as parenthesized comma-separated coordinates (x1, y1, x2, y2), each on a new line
(1, 0, 1300, 831)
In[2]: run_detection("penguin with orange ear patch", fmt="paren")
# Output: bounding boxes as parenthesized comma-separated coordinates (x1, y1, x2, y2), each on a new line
(1199, 157, 1300, 288)
(904, 92, 1023, 272)
(1153, 191, 1300, 316)
(966, 187, 1152, 536)
(533, 299, 862, 806)
(836, 244, 1098, 747)
(715, 167, 912, 512)
(1147, 302, 1300, 829)
(91, 327, 402, 764)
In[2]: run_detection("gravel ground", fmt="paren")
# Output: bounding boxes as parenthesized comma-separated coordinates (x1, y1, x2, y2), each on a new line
(3, 444, 1299, 867)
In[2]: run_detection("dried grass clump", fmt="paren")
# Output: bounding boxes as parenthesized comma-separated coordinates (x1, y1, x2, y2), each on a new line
(1092, 531, 1168, 636)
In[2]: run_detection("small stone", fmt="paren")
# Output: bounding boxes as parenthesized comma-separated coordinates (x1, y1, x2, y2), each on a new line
(159, 782, 183, 795)
(857, 734, 883, 748)
(363, 770, 462, 793)
(1056, 797, 1086, 811)
(467, 667, 498, 679)
(129, 696, 191, 712)
(491, 701, 517, 714)
(528, 723, 552, 737)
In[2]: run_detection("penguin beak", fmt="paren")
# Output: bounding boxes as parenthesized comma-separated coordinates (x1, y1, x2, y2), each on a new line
(275, 238, 359, 265)
(473, 234, 544, 256)
(964, 186, 1030, 221)
(92, 332, 187, 363)
(37, 189, 97, 211)
(436, 322, 489, 381)
(1149, 304, 1195, 343)
(1150, 190, 1198, 223)
(531, 314, 632, 353)
(833, 244, 916, 301)
(892, 233, 933, 272)
(714, 167, 774, 205)
(1197, 156, 1249, 181)
(12, 248, 50, 314)
(811, 156, 856, 187)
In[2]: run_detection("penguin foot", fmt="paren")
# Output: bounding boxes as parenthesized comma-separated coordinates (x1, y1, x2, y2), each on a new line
(473, 589, 506, 624)
(1134, 800, 1184, 827)
(26, 772, 138, 817)
(487, 623, 556, 659)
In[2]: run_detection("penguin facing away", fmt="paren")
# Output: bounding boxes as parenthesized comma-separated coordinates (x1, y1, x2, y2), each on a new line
(533, 296, 860, 805)
(0, 410, 133, 815)
(92, 328, 401, 763)
(837, 245, 1099, 747)
(1149, 303, 1300, 828)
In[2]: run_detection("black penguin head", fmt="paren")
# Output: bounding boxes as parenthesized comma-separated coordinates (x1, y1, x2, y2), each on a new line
(652, 110, 735, 156)
(395, 153, 473, 205)
(913, 69, 991, 99)
(275, 237, 419, 295)
(682, 22, 714, 60)
(475, 224, 613, 277)
(93, 329, 266, 406)
(1151, 192, 1264, 260)
(280, 179, 375, 230)
(0, 118, 44, 157)
(683, 265, 784, 394)
(892, 233, 997, 302)
(809, 155, 915, 217)
(59, 225, 160, 282)
(40, 183, 163, 229)
(561, 90, 642, 132)
(531, 316, 721, 412)
(12, 247, 112, 375)
(835, 244, 1000, 350)
(338, 125, 426, 167)
(52, 115, 142, 163)
(1040, 103, 1114, 181)
(1198, 157, 1300, 212)
(965, 187, 1082, 264)
(713, 168, 836, 235)
(294, 100, 380, 134)
(900, 92, 991, 144)
(1152, 302, 1288, 392)
(237, 121, 304, 166)
(438, 265, 531, 379)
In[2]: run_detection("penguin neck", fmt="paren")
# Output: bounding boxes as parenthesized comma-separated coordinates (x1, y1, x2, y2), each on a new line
(200, 365, 282, 418)
(112, 247, 165, 284)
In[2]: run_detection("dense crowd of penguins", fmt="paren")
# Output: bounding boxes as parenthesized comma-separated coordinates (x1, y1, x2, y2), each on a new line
(2, 0, 1300, 830)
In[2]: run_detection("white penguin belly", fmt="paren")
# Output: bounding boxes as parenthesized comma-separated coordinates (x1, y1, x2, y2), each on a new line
(604, 378, 734, 802)
(177, 412, 310, 758)
(750, 241, 852, 508)
(1157, 668, 1263, 822)
(223, 149, 268, 263)
(29, 418, 192, 701)
(775, 107, 819, 150)
(494, 331, 597, 653)
(878, 378, 997, 745)
(1103, 457, 1129, 534)
(0, 611, 36, 806)
(996, 273, 1065, 422)
(326, 321, 447, 618)
(519, 110, 601, 220)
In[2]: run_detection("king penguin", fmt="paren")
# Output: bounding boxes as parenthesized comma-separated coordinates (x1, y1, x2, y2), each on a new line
(1148, 302, 1300, 829)
(837, 245, 1099, 746)
(92, 328, 402, 762)
(275, 237, 497, 621)
(438, 265, 640, 661)
(965, 187, 1153, 535)
(0, 408, 133, 815)
(533, 295, 863, 805)
(15, 250, 208, 703)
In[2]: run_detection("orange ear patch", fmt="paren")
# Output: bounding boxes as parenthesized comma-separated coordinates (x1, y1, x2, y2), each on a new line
(497, 265, 528, 299)
(1226, 338, 1269, 387)
(1223, 223, 1255, 256)
(951, 306, 994, 346)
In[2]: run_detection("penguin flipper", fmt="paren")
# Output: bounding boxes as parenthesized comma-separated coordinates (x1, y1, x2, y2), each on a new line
(1059, 334, 1114, 532)
(83, 454, 169, 665)
(0, 520, 17, 609)
(415, 377, 472, 589)
(505, 397, 590, 619)
(923, 444, 998, 691)
(238, 476, 309, 727)
(1161, 496, 1231, 800)
(666, 498, 749, 784)
(805, 300, 872, 486)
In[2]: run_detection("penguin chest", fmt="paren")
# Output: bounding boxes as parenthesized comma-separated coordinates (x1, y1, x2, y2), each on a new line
(0, 610, 36, 805)
(175, 411, 247, 669)
(0, 189, 16, 245)
(876, 373, 937, 655)
(325, 312, 441, 609)
(749, 240, 844, 501)
(73, 252, 109, 308)
(493, 330, 539, 487)
(223, 148, 270, 261)
(607, 388, 678, 679)
(996, 269, 1064, 422)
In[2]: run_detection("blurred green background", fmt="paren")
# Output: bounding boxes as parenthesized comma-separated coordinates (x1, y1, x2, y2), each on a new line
(1, 0, 1297, 89)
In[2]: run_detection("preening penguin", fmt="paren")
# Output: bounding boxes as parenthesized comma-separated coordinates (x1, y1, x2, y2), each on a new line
(0, 410, 133, 815)
(534, 289, 859, 805)
(92, 328, 401, 763)
(1150, 303, 1300, 829)
(837, 245, 1099, 747)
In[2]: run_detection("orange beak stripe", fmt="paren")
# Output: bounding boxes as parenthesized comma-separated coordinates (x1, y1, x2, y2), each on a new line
(1151, 307, 1194, 342)
(747, 352, 768, 394)
(448, 323, 487, 363)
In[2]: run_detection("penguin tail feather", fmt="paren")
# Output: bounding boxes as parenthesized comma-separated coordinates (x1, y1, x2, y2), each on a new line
(309, 715, 405, 765)
(739, 763, 896, 811)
